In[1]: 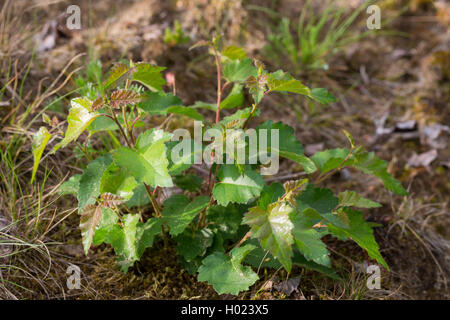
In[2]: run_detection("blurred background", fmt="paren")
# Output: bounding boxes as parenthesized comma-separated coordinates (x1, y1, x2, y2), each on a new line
(0, 0, 448, 299)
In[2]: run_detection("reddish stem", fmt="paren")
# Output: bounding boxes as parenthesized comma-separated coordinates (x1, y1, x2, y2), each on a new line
(214, 50, 222, 123)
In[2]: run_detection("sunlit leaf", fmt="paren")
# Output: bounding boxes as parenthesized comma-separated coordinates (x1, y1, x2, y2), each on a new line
(268, 78, 311, 96)
(31, 127, 52, 183)
(136, 129, 172, 151)
(223, 58, 258, 83)
(80, 204, 103, 254)
(243, 202, 295, 271)
(221, 46, 247, 60)
(53, 97, 99, 152)
(212, 165, 265, 206)
(113, 147, 173, 188)
(105, 214, 140, 272)
(106, 214, 162, 272)
(58, 174, 81, 196)
(132, 63, 166, 91)
(100, 163, 138, 201)
(88, 116, 118, 133)
(92, 207, 119, 245)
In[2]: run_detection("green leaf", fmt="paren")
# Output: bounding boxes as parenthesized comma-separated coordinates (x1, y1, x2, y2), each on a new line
(104, 214, 162, 272)
(88, 116, 118, 133)
(136, 217, 163, 257)
(279, 152, 317, 173)
(178, 255, 203, 275)
(243, 202, 295, 272)
(131, 63, 166, 91)
(125, 184, 150, 208)
(291, 213, 330, 267)
(220, 107, 260, 128)
(104, 62, 129, 89)
(246, 75, 266, 104)
(92, 207, 119, 245)
(268, 78, 311, 96)
(221, 46, 248, 60)
(162, 195, 210, 236)
(105, 214, 140, 272)
(257, 121, 304, 154)
(349, 151, 408, 196)
(220, 83, 244, 109)
(164, 20, 190, 46)
(31, 127, 52, 183)
(136, 129, 172, 151)
(174, 174, 203, 192)
(166, 139, 203, 175)
(190, 101, 216, 112)
(223, 58, 258, 83)
(212, 165, 265, 206)
(255, 121, 316, 172)
(166, 106, 204, 121)
(258, 182, 285, 210)
(343, 129, 356, 148)
(114, 146, 173, 188)
(80, 204, 103, 254)
(296, 184, 338, 215)
(296, 184, 347, 229)
(138, 91, 182, 115)
(338, 191, 381, 208)
(243, 239, 340, 279)
(328, 208, 389, 269)
(312, 148, 407, 195)
(310, 88, 337, 105)
(78, 154, 113, 212)
(198, 244, 259, 295)
(243, 239, 284, 269)
(291, 251, 340, 280)
(53, 97, 99, 152)
(206, 204, 245, 240)
(269, 69, 293, 81)
(311, 148, 350, 174)
(176, 228, 214, 261)
(58, 174, 81, 196)
(100, 163, 138, 201)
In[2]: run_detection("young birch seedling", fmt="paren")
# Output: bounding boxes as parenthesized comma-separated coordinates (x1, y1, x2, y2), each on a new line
(35, 40, 407, 295)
